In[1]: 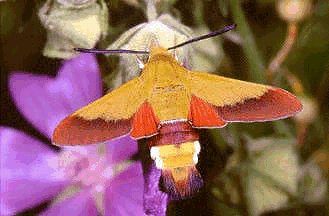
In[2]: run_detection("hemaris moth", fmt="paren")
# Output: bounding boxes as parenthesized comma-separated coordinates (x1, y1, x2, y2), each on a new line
(52, 24, 302, 198)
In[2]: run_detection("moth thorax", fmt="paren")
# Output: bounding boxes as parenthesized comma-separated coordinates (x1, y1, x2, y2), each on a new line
(150, 141, 201, 170)
(147, 121, 199, 147)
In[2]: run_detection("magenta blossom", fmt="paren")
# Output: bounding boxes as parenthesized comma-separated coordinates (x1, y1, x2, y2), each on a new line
(1, 53, 144, 215)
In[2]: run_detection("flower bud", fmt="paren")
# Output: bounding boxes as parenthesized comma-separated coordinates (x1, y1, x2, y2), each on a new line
(38, 0, 108, 59)
(294, 96, 317, 125)
(277, 0, 312, 23)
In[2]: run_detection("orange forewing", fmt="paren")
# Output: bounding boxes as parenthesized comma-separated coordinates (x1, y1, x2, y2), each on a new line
(52, 77, 145, 145)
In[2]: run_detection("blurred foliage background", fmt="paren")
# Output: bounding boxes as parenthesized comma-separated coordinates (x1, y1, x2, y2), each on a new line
(1, 0, 329, 215)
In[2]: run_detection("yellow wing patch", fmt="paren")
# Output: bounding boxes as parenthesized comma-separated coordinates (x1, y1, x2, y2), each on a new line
(74, 77, 145, 120)
(189, 71, 271, 107)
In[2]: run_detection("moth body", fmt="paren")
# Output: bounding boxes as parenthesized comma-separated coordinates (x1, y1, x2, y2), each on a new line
(141, 47, 191, 122)
(150, 140, 201, 197)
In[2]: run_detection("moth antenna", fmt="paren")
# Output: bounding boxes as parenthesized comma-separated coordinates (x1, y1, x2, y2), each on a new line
(73, 24, 235, 55)
(168, 24, 236, 51)
(73, 48, 149, 55)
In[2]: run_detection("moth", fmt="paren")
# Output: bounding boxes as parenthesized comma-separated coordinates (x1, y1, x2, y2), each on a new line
(53, 24, 302, 198)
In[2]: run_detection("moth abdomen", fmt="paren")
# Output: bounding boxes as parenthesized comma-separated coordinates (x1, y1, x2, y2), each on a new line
(150, 131, 203, 198)
(147, 121, 199, 147)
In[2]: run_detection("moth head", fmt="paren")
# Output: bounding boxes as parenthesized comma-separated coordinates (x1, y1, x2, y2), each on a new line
(148, 46, 176, 63)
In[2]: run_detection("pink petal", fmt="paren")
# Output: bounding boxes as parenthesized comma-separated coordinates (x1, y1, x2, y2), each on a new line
(0, 127, 68, 215)
(9, 53, 101, 138)
(106, 136, 139, 164)
(105, 163, 144, 216)
(39, 190, 98, 216)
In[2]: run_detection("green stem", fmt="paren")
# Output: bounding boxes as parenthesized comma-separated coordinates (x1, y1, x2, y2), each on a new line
(229, 0, 265, 82)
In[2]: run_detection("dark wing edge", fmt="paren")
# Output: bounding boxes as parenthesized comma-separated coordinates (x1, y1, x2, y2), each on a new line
(216, 88, 303, 122)
(52, 115, 132, 146)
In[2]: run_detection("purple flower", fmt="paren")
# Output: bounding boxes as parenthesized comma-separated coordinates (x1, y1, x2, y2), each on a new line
(1, 53, 144, 215)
